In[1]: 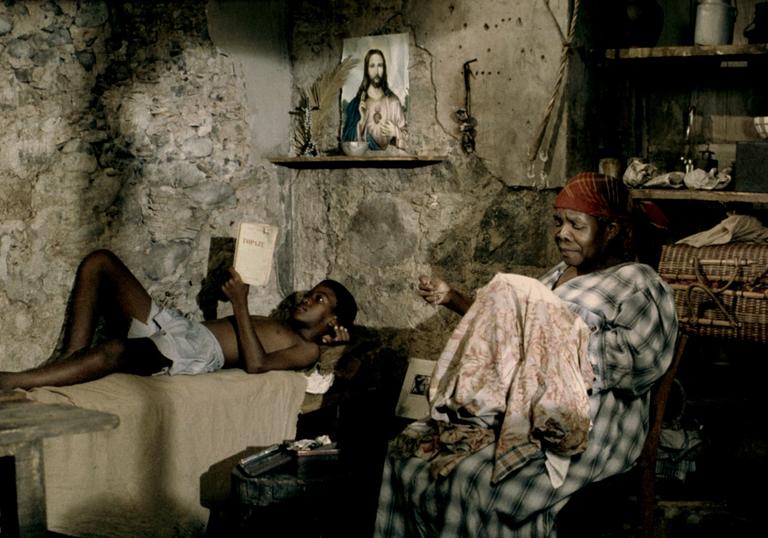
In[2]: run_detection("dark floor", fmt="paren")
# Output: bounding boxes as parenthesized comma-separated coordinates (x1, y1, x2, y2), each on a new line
(558, 471, 761, 537)
(266, 338, 764, 538)
(546, 337, 766, 538)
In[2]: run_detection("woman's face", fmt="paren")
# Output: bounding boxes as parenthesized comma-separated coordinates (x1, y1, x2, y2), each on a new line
(553, 208, 614, 269)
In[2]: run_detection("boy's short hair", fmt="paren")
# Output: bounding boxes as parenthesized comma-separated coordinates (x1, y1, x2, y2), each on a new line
(320, 279, 358, 328)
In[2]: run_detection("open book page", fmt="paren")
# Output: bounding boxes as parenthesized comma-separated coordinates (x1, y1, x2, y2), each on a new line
(395, 358, 435, 420)
(233, 223, 279, 286)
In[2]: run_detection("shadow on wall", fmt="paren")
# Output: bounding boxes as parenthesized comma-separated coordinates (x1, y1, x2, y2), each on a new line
(428, 185, 560, 292)
(197, 237, 236, 320)
(327, 176, 563, 390)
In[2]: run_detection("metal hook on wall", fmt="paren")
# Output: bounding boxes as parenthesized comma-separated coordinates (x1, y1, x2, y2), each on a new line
(456, 58, 478, 154)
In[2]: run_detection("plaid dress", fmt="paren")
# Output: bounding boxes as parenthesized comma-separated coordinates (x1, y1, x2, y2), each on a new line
(374, 262, 678, 538)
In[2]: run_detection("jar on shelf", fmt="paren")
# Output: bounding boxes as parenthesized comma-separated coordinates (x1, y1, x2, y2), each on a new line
(694, 0, 736, 46)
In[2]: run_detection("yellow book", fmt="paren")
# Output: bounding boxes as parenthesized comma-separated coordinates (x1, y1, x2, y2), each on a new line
(233, 223, 279, 286)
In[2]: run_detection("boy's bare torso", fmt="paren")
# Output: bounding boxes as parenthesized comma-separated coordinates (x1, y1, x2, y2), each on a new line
(203, 316, 305, 369)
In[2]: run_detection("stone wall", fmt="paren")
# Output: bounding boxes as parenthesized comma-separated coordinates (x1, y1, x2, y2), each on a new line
(0, 0, 582, 372)
(286, 0, 575, 358)
(0, 0, 288, 370)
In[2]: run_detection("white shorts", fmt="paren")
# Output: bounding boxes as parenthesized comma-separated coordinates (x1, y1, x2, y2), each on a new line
(127, 302, 225, 375)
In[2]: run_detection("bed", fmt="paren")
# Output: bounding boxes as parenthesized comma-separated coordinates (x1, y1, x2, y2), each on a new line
(20, 343, 366, 537)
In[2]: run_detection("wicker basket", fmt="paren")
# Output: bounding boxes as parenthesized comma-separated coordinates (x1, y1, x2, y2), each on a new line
(658, 242, 768, 343)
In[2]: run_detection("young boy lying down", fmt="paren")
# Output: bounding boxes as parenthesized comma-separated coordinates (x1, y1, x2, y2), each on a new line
(1, 249, 357, 390)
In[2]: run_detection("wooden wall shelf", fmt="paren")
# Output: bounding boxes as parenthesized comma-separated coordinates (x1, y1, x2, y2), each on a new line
(605, 43, 768, 61)
(629, 189, 768, 203)
(269, 155, 447, 169)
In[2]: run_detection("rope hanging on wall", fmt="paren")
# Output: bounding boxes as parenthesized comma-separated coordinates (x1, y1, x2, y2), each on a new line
(527, 0, 583, 187)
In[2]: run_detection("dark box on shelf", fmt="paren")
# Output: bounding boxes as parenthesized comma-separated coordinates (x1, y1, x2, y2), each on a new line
(734, 141, 768, 192)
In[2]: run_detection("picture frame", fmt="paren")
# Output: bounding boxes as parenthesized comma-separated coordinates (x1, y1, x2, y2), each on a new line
(395, 358, 435, 420)
(340, 33, 409, 152)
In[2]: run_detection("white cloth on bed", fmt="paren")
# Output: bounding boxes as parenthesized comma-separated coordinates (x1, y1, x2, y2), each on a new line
(304, 364, 335, 394)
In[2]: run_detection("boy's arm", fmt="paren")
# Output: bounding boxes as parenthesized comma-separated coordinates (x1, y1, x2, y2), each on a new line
(242, 341, 320, 373)
(222, 269, 319, 373)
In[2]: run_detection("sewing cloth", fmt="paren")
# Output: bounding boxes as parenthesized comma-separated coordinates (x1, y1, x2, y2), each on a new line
(675, 214, 768, 247)
(374, 262, 678, 538)
(388, 274, 593, 487)
(127, 301, 225, 375)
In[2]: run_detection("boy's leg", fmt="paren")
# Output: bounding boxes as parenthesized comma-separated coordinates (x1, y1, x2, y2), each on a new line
(0, 338, 170, 390)
(62, 249, 153, 357)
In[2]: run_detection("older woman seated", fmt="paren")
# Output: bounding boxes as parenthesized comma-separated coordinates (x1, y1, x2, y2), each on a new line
(375, 173, 678, 538)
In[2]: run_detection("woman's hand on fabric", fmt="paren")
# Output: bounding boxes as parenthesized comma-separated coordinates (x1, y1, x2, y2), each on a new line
(417, 275, 451, 305)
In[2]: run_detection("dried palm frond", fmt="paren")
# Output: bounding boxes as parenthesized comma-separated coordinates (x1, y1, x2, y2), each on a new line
(305, 56, 360, 136)
(292, 100, 320, 156)
(291, 91, 317, 156)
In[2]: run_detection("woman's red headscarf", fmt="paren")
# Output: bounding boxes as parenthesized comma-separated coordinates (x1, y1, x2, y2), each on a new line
(554, 172, 630, 220)
(554, 172, 669, 228)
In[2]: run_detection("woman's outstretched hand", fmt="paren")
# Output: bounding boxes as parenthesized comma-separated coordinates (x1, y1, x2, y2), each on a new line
(417, 275, 451, 305)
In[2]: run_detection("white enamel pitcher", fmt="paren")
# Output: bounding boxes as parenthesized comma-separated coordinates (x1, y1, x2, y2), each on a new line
(694, 0, 736, 45)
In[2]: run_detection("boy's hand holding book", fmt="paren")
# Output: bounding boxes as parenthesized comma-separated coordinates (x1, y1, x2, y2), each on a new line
(221, 268, 249, 307)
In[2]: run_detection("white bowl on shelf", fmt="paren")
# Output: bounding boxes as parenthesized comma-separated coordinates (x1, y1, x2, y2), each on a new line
(754, 116, 768, 139)
(341, 141, 368, 156)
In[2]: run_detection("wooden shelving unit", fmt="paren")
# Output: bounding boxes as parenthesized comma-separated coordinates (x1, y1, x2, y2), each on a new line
(629, 189, 768, 203)
(269, 154, 447, 169)
(600, 42, 768, 208)
(605, 43, 768, 61)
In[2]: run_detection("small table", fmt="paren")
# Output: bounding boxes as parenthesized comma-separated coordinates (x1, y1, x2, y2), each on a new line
(0, 396, 119, 537)
(207, 447, 352, 537)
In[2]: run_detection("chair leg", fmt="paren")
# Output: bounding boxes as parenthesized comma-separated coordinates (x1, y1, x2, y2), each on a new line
(638, 453, 657, 537)
(637, 333, 688, 538)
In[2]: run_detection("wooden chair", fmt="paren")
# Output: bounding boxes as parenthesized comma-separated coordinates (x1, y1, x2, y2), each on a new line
(557, 332, 689, 537)
(636, 332, 688, 538)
